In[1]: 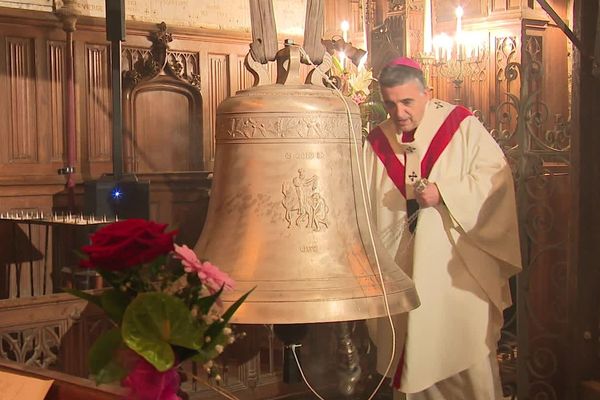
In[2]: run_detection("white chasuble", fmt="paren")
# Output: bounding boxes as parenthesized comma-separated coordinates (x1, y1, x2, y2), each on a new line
(363, 99, 521, 394)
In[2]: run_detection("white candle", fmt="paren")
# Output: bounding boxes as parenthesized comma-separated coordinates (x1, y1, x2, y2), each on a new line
(455, 7, 463, 60)
(341, 20, 349, 43)
(423, 0, 433, 54)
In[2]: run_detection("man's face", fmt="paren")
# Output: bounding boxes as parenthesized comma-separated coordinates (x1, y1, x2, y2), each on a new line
(381, 80, 430, 132)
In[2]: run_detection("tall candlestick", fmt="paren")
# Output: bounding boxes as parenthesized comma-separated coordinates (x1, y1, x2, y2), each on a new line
(455, 6, 463, 60)
(423, 0, 433, 54)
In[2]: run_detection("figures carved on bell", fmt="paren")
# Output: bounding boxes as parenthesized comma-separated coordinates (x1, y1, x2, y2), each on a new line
(282, 168, 329, 232)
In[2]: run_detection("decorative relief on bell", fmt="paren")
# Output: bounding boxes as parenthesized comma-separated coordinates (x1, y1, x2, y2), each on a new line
(284, 151, 325, 160)
(281, 168, 329, 232)
(217, 115, 356, 139)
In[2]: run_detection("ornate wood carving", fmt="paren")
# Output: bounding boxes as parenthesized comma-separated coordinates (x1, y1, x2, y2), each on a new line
(237, 55, 254, 92)
(48, 40, 66, 163)
(370, 14, 404, 74)
(434, 0, 487, 22)
(208, 54, 229, 162)
(122, 22, 201, 90)
(0, 294, 107, 376)
(7, 37, 37, 163)
(121, 22, 204, 173)
(85, 44, 111, 162)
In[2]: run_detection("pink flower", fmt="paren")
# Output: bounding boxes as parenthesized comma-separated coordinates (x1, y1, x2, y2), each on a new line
(173, 244, 235, 293)
(351, 91, 367, 105)
(122, 358, 181, 400)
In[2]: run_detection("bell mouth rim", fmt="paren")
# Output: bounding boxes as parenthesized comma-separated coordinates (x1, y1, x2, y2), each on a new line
(222, 286, 420, 324)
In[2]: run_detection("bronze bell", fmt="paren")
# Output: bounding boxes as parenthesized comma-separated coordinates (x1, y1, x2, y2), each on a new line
(194, 44, 419, 324)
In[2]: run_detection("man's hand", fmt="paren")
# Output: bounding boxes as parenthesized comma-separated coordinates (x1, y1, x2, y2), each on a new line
(415, 182, 441, 208)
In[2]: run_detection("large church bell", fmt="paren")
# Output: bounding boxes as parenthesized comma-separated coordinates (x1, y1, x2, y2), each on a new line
(194, 0, 419, 325)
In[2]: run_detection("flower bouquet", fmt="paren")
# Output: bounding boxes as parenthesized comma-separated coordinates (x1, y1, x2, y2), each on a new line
(329, 55, 375, 105)
(66, 219, 251, 400)
(329, 56, 387, 138)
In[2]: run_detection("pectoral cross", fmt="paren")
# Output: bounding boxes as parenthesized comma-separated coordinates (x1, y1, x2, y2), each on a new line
(408, 171, 418, 182)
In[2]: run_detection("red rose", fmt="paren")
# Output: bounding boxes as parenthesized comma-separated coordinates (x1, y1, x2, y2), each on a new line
(80, 219, 177, 271)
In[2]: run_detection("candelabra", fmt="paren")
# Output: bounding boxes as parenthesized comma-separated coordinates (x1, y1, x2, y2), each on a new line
(416, 3, 488, 105)
(433, 46, 487, 105)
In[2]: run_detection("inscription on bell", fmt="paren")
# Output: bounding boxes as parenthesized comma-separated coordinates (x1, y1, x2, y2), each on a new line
(300, 244, 319, 253)
(284, 151, 325, 160)
(281, 168, 329, 232)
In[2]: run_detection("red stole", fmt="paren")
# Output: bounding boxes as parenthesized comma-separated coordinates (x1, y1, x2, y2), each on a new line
(367, 106, 472, 199)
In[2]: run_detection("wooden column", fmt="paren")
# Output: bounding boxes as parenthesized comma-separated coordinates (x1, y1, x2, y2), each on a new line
(570, 0, 600, 397)
(55, 1, 81, 211)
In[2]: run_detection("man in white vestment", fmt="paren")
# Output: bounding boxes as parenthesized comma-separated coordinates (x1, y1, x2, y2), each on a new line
(364, 57, 522, 399)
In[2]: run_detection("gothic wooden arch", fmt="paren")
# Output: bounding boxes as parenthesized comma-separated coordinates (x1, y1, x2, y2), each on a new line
(122, 22, 205, 173)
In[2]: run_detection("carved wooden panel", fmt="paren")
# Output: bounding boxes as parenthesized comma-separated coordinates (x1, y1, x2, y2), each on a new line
(509, 0, 521, 10)
(0, 294, 107, 377)
(208, 53, 230, 162)
(492, 0, 522, 12)
(48, 40, 66, 162)
(85, 44, 111, 162)
(492, 0, 506, 11)
(324, 0, 353, 38)
(237, 55, 254, 91)
(407, 4, 423, 57)
(130, 85, 201, 172)
(433, 0, 487, 21)
(6, 37, 37, 163)
(121, 24, 204, 173)
(491, 34, 520, 138)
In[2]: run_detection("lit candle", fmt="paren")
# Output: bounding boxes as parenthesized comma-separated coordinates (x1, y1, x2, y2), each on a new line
(341, 20, 349, 43)
(423, 0, 433, 54)
(433, 35, 441, 61)
(455, 6, 463, 60)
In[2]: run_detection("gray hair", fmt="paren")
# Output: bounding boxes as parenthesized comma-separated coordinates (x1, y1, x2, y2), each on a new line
(378, 65, 426, 91)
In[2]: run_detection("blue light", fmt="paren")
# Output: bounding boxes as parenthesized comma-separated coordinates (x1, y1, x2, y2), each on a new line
(111, 187, 123, 200)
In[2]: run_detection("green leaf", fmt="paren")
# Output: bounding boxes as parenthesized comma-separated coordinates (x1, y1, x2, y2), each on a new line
(205, 288, 254, 339)
(62, 288, 102, 309)
(331, 55, 344, 75)
(193, 328, 230, 364)
(221, 288, 254, 324)
(121, 292, 204, 372)
(88, 328, 128, 385)
(190, 348, 213, 365)
(195, 286, 224, 315)
(100, 289, 131, 324)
